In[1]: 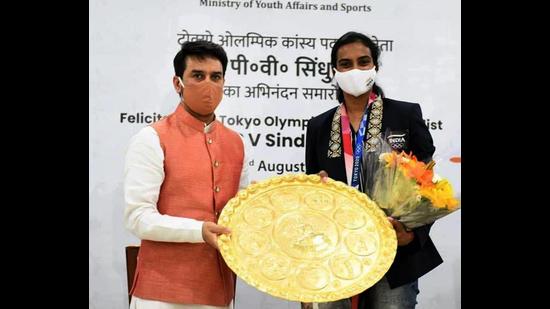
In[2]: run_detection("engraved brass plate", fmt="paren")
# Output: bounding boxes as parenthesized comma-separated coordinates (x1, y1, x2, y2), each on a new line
(218, 174, 397, 303)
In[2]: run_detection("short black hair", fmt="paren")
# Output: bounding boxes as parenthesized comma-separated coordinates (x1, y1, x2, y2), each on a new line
(331, 31, 384, 101)
(173, 40, 228, 78)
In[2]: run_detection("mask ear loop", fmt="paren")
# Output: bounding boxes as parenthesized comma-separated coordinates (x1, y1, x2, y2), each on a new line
(331, 67, 339, 88)
(366, 66, 377, 88)
(178, 77, 184, 98)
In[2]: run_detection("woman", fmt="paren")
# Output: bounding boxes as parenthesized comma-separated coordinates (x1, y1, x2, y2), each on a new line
(304, 31, 443, 309)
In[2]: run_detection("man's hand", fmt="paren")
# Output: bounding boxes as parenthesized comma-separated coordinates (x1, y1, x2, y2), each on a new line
(202, 221, 231, 250)
(388, 217, 414, 246)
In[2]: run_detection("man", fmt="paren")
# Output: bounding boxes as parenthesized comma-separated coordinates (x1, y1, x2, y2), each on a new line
(124, 40, 249, 309)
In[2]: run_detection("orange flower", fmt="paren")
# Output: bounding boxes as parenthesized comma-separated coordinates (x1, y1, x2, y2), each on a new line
(391, 152, 435, 188)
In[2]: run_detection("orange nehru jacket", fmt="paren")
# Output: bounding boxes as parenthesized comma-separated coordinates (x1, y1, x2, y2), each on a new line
(130, 104, 244, 306)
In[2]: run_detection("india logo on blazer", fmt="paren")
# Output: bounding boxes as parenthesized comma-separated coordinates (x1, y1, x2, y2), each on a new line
(386, 130, 408, 151)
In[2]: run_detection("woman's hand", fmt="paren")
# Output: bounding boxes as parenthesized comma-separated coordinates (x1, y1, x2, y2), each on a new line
(388, 217, 414, 246)
(318, 170, 329, 183)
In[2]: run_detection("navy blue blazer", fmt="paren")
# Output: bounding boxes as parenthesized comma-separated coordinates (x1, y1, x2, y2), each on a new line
(305, 97, 443, 288)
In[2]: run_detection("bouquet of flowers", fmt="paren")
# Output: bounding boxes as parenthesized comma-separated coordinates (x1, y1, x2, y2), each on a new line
(362, 140, 460, 230)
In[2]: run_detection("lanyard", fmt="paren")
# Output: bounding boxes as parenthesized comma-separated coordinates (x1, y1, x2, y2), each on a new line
(340, 104, 369, 188)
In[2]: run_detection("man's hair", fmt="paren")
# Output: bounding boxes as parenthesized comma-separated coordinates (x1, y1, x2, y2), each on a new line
(173, 40, 228, 78)
(331, 31, 384, 101)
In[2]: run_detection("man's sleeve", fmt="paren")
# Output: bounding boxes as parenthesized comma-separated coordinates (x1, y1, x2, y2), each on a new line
(123, 126, 204, 243)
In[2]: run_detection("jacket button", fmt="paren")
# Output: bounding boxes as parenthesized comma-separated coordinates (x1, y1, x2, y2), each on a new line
(207, 138, 213, 144)
(214, 186, 220, 193)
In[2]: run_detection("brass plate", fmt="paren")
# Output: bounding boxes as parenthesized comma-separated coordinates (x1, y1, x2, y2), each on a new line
(218, 174, 397, 303)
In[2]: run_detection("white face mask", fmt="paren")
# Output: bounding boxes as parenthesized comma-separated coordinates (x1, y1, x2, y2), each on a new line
(334, 67, 377, 97)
